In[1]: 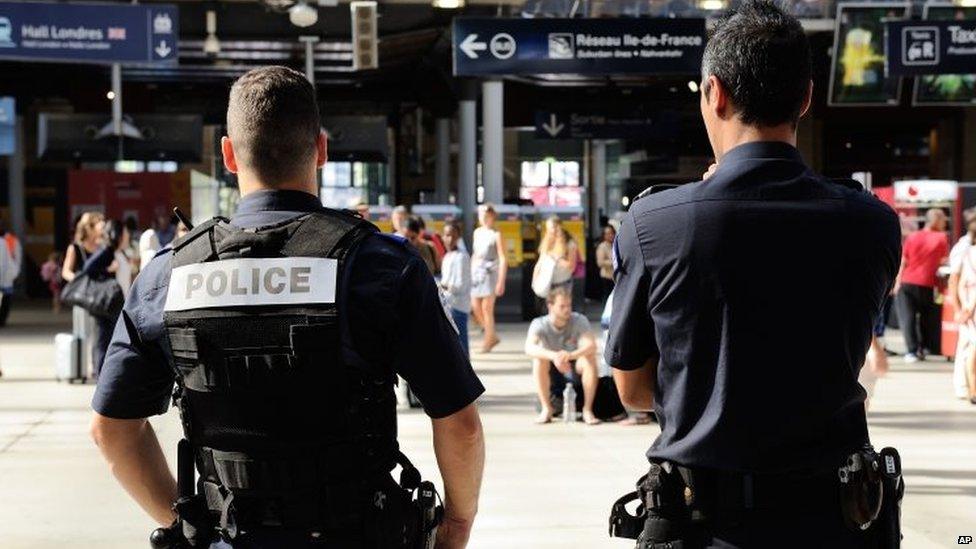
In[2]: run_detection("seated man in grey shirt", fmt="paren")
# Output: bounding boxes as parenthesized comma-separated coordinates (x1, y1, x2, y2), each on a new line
(524, 286, 601, 425)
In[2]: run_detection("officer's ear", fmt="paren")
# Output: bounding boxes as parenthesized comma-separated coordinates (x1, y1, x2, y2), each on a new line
(221, 136, 239, 175)
(315, 130, 328, 168)
(702, 75, 728, 118)
(798, 80, 813, 120)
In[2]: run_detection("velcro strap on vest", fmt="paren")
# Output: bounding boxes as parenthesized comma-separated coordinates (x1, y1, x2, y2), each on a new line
(197, 445, 396, 492)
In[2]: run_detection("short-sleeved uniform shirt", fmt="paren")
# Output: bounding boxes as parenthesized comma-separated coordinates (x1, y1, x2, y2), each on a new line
(901, 229, 949, 287)
(605, 141, 901, 474)
(92, 189, 484, 420)
(527, 313, 592, 353)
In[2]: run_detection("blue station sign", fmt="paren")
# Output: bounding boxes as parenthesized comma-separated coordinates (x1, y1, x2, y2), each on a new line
(886, 19, 976, 76)
(0, 96, 14, 156)
(453, 18, 705, 77)
(0, 1, 178, 65)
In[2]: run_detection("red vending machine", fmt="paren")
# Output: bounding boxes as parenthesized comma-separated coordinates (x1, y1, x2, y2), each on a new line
(877, 180, 961, 358)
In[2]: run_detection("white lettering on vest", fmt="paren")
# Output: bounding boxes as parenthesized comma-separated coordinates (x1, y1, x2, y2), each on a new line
(165, 257, 338, 311)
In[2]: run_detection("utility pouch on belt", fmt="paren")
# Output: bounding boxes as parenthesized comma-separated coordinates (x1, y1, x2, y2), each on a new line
(838, 446, 904, 549)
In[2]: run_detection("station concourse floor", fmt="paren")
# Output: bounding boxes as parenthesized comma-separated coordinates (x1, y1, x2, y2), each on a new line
(0, 301, 974, 548)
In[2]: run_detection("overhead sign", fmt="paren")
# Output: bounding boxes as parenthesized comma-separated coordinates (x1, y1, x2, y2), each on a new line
(453, 18, 705, 76)
(893, 179, 958, 202)
(0, 2, 178, 65)
(0, 96, 13, 156)
(887, 19, 976, 76)
(534, 111, 679, 140)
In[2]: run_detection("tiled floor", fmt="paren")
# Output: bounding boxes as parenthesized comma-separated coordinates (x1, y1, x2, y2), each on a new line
(0, 302, 972, 547)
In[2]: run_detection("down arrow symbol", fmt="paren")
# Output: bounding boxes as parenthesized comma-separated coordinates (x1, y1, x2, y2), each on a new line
(155, 40, 172, 58)
(541, 113, 565, 138)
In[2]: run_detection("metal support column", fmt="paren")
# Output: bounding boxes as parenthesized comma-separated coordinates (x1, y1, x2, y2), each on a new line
(435, 118, 451, 203)
(481, 80, 503, 205)
(111, 63, 123, 159)
(458, 97, 477, 248)
(8, 116, 25, 249)
(591, 140, 607, 238)
(300, 36, 319, 86)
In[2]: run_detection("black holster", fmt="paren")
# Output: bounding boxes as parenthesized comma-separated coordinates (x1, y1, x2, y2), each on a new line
(150, 440, 215, 548)
(609, 462, 704, 549)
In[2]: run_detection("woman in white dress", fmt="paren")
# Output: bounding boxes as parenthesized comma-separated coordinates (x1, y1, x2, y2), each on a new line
(957, 242, 976, 405)
(470, 204, 508, 353)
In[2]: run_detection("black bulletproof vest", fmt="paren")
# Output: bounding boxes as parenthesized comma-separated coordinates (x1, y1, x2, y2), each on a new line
(162, 209, 399, 530)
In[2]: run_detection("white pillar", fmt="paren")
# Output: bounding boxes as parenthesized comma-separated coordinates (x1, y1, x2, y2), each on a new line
(481, 80, 504, 205)
(458, 99, 477, 248)
(435, 118, 451, 203)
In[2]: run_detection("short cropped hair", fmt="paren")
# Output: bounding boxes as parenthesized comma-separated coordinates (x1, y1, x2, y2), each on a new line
(227, 66, 321, 185)
(701, 0, 811, 127)
(546, 286, 572, 305)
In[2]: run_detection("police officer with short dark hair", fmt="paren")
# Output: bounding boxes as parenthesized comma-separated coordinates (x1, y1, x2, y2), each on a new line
(606, 2, 903, 547)
(90, 66, 485, 548)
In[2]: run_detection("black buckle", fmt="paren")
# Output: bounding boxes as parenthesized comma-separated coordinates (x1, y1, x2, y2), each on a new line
(609, 491, 645, 540)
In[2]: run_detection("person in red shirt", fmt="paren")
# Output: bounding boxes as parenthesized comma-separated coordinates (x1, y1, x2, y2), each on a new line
(895, 208, 949, 362)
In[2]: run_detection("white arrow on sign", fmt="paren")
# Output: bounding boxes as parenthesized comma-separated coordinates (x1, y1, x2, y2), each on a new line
(541, 113, 564, 137)
(155, 40, 172, 58)
(460, 34, 487, 60)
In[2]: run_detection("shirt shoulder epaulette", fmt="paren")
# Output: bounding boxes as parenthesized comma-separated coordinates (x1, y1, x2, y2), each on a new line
(634, 184, 680, 203)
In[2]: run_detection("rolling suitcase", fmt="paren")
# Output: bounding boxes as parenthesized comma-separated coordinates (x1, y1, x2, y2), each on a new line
(54, 332, 85, 383)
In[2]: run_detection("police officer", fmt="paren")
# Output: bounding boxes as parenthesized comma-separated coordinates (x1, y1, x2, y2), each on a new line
(90, 66, 485, 549)
(605, 2, 902, 547)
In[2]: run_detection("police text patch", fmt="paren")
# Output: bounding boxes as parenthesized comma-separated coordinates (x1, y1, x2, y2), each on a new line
(164, 257, 337, 311)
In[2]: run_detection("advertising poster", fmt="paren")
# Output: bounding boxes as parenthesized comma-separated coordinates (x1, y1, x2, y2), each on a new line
(829, 3, 910, 106)
(915, 4, 976, 106)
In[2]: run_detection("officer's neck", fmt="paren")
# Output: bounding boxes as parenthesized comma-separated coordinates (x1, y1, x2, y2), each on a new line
(714, 122, 797, 162)
(237, 174, 318, 198)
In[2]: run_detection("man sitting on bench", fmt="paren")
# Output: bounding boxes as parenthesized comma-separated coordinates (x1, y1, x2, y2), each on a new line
(524, 286, 601, 425)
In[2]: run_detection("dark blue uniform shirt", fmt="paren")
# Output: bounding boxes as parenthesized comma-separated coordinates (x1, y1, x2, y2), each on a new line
(92, 189, 484, 420)
(605, 141, 901, 474)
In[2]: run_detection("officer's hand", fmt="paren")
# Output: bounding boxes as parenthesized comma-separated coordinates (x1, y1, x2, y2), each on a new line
(435, 513, 473, 549)
(703, 162, 719, 180)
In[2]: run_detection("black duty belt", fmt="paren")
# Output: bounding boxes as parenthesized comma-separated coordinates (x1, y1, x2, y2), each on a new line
(681, 466, 840, 511)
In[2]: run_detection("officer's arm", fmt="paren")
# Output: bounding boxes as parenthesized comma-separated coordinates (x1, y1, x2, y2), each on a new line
(432, 403, 485, 547)
(613, 358, 656, 411)
(89, 254, 180, 527)
(605, 213, 657, 411)
(90, 414, 177, 526)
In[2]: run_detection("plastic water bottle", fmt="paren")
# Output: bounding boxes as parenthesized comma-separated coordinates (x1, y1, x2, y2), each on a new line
(562, 382, 577, 423)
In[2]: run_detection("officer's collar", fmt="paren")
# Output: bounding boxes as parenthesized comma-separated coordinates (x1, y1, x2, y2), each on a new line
(718, 141, 803, 166)
(234, 189, 323, 216)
